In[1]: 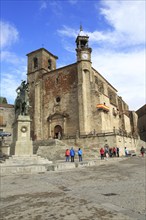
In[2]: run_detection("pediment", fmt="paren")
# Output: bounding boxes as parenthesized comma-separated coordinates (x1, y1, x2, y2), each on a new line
(47, 112, 69, 120)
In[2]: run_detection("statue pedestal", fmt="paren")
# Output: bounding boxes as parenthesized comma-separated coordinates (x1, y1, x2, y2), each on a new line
(0, 115, 52, 175)
(11, 115, 33, 156)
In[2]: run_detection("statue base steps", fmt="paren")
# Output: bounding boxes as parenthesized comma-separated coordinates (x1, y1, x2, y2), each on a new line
(0, 155, 52, 175)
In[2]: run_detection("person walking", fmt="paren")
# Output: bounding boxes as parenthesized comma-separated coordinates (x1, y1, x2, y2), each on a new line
(78, 148, 82, 162)
(124, 147, 128, 156)
(65, 149, 70, 162)
(109, 148, 113, 157)
(113, 147, 116, 157)
(116, 147, 119, 157)
(104, 147, 109, 159)
(100, 147, 104, 160)
(70, 147, 75, 162)
(140, 146, 145, 157)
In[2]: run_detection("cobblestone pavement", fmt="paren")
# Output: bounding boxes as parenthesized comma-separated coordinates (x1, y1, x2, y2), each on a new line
(0, 156, 146, 220)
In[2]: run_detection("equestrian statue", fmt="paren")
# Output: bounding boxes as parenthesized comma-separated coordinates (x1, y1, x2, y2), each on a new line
(14, 80, 30, 116)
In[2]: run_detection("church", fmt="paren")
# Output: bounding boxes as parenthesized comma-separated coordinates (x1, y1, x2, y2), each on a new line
(26, 27, 139, 151)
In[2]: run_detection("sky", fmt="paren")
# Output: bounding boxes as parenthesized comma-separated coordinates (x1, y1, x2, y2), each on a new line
(0, 0, 145, 111)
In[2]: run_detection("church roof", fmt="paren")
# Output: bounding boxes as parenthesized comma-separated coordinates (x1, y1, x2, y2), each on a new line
(26, 48, 58, 59)
(78, 25, 88, 37)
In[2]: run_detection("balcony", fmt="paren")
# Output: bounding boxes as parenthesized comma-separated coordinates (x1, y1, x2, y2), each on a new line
(96, 104, 109, 112)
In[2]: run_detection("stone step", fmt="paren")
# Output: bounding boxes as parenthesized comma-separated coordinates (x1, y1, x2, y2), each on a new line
(3, 155, 52, 165)
(0, 164, 47, 175)
(46, 158, 126, 171)
(0, 154, 52, 175)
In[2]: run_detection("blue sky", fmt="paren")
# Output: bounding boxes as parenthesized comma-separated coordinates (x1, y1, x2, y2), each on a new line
(0, 0, 145, 111)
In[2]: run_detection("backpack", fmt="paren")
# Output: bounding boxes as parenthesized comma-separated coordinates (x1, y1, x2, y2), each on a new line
(65, 150, 70, 156)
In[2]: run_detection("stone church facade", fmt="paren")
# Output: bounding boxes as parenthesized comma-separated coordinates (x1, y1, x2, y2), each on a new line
(27, 27, 139, 151)
(136, 104, 146, 142)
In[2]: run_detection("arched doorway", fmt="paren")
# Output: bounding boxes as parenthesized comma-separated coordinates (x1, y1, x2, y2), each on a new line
(54, 125, 62, 139)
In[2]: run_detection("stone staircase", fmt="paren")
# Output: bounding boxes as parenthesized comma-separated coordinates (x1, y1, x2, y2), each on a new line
(0, 155, 52, 175)
(35, 139, 100, 161)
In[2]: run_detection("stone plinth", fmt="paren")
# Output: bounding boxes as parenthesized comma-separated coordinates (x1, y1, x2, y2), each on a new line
(11, 115, 33, 156)
(0, 145, 10, 155)
(0, 155, 52, 175)
(0, 115, 52, 175)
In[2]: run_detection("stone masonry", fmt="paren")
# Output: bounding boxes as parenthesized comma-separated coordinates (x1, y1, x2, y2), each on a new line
(26, 27, 140, 152)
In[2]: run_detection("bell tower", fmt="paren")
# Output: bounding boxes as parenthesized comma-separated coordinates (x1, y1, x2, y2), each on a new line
(76, 25, 92, 62)
(76, 26, 93, 135)
(26, 48, 58, 140)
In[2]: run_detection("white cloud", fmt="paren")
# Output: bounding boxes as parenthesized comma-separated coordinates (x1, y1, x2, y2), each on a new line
(57, 1, 145, 110)
(1, 51, 26, 65)
(68, 0, 78, 4)
(92, 49, 145, 110)
(0, 21, 19, 49)
(0, 20, 26, 104)
(40, 1, 47, 10)
(58, 25, 78, 38)
(48, 1, 62, 16)
(58, 1, 145, 48)
(1, 66, 27, 105)
(99, 0, 145, 46)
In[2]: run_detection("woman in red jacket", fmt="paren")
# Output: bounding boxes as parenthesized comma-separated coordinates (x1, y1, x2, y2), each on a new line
(100, 148, 105, 160)
(65, 149, 70, 162)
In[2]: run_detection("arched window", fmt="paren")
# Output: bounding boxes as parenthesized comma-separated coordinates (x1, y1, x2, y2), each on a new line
(33, 57, 38, 68)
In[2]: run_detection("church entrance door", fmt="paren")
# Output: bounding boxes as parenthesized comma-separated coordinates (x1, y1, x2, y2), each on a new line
(54, 125, 62, 139)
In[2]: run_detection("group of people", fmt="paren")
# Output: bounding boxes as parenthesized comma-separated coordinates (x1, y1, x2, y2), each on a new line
(65, 147, 82, 162)
(100, 146, 120, 160)
(100, 146, 145, 160)
(65, 145, 145, 162)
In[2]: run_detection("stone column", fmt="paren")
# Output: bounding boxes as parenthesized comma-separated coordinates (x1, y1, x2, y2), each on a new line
(63, 117, 66, 136)
(49, 119, 52, 138)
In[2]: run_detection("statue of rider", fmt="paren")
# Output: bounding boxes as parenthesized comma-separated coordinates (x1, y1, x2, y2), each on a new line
(14, 80, 30, 116)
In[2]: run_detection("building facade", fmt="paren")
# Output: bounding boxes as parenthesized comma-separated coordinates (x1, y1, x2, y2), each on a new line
(136, 104, 146, 142)
(0, 98, 14, 153)
(27, 27, 138, 144)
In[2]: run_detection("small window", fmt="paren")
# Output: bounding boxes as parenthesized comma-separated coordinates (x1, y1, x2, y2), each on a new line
(56, 96, 61, 103)
(48, 59, 52, 70)
(56, 76, 59, 84)
(33, 57, 38, 68)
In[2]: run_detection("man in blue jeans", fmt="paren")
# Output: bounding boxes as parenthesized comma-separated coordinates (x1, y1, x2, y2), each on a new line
(70, 147, 75, 162)
(78, 148, 82, 162)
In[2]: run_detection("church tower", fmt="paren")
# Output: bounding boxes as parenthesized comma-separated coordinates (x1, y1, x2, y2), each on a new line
(76, 26, 93, 135)
(76, 25, 92, 62)
(26, 48, 58, 140)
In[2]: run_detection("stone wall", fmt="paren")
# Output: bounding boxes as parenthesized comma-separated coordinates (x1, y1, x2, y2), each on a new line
(26, 46, 140, 151)
(43, 64, 79, 138)
(136, 104, 146, 142)
(0, 104, 14, 151)
(33, 135, 145, 161)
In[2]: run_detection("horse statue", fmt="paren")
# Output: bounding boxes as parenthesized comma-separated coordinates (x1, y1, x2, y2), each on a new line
(14, 80, 30, 116)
